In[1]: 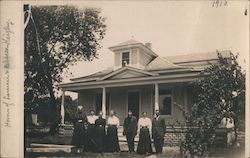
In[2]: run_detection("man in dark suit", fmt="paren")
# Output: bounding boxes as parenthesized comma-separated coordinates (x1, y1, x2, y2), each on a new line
(152, 110, 166, 154)
(123, 110, 138, 153)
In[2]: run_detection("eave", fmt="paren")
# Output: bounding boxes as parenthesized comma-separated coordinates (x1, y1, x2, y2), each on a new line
(58, 71, 206, 92)
(109, 43, 158, 57)
(99, 66, 158, 81)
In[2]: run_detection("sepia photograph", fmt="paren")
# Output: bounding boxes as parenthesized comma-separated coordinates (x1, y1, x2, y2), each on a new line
(1, 0, 249, 157)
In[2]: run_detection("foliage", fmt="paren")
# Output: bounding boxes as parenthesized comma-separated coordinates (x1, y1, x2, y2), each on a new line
(59, 95, 78, 123)
(24, 6, 106, 123)
(182, 52, 245, 157)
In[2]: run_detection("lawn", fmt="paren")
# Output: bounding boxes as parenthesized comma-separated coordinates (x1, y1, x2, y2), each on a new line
(25, 127, 245, 158)
(25, 144, 245, 158)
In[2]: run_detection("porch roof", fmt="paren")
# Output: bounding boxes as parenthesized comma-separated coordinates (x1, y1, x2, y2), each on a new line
(59, 70, 204, 92)
(58, 50, 231, 91)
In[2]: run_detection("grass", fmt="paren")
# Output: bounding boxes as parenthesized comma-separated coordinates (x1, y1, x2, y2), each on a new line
(25, 145, 245, 158)
(25, 128, 245, 158)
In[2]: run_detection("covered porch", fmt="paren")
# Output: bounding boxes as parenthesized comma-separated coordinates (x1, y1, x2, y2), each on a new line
(59, 81, 195, 126)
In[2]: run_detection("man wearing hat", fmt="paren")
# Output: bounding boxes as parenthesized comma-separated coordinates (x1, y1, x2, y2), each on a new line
(123, 110, 138, 153)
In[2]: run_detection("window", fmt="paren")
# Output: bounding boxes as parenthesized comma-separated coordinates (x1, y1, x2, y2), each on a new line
(159, 90, 172, 116)
(122, 52, 130, 66)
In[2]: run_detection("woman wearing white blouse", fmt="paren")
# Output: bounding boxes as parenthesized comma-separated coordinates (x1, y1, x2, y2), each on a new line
(136, 112, 153, 155)
(105, 110, 120, 152)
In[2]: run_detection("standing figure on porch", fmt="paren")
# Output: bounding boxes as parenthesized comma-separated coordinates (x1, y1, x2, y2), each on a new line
(137, 112, 152, 155)
(95, 111, 106, 153)
(106, 110, 120, 152)
(86, 110, 98, 152)
(152, 110, 166, 154)
(71, 105, 88, 152)
(123, 110, 138, 153)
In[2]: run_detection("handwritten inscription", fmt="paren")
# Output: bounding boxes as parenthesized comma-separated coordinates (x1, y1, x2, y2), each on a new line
(2, 20, 15, 127)
(212, 0, 227, 7)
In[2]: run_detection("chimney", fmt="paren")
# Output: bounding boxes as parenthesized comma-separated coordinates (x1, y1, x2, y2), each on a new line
(145, 42, 152, 50)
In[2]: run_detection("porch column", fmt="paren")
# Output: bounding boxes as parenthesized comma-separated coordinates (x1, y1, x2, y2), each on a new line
(60, 90, 65, 125)
(154, 83, 159, 111)
(102, 87, 106, 118)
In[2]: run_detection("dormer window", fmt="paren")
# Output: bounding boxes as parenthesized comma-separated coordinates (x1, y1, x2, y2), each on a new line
(122, 52, 130, 67)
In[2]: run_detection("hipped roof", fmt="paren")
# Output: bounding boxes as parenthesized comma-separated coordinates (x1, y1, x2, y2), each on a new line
(70, 50, 231, 82)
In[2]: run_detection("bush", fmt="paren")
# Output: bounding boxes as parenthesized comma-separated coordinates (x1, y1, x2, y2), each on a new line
(182, 52, 245, 157)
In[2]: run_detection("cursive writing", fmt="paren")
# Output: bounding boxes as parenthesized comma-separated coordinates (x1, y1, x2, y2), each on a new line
(2, 20, 15, 127)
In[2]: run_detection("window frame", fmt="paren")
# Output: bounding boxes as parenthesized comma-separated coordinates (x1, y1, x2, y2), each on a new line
(121, 51, 130, 67)
(159, 89, 173, 117)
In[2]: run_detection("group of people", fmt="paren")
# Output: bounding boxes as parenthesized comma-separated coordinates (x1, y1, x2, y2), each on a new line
(71, 105, 166, 155)
(71, 106, 120, 153)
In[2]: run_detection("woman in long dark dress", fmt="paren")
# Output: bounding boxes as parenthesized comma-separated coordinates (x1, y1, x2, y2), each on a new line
(71, 105, 88, 152)
(86, 110, 98, 152)
(106, 110, 120, 152)
(137, 112, 152, 155)
(95, 111, 106, 153)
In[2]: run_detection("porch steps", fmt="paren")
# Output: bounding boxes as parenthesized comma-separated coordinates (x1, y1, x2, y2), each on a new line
(237, 131, 245, 144)
(117, 126, 139, 142)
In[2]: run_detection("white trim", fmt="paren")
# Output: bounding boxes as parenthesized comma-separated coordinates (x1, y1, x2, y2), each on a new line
(60, 74, 202, 91)
(102, 87, 106, 118)
(109, 43, 158, 57)
(121, 50, 131, 67)
(129, 51, 132, 66)
(148, 68, 193, 74)
(99, 66, 158, 81)
(60, 91, 65, 124)
(94, 91, 111, 115)
(154, 83, 159, 111)
(59, 71, 202, 88)
(70, 77, 99, 82)
(119, 51, 122, 68)
(114, 52, 117, 69)
(137, 48, 140, 68)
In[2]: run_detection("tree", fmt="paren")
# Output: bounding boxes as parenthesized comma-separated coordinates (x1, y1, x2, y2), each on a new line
(182, 52, 245, 157)
(58, 95, 78, 123)
(24, 6, 106, 124)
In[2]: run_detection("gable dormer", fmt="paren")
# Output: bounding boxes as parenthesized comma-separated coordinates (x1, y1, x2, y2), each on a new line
(109, 40, 158, 70)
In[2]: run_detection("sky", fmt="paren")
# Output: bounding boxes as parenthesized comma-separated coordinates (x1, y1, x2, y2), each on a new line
(67, 1, 248, 80)
(32, 1, 249, 97)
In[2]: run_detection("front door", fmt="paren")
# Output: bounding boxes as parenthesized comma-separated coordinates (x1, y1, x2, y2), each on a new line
(127, 91, 140, 119)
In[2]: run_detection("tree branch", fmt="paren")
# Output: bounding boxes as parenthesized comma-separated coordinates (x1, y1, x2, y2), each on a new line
(48, 41, 58, 54)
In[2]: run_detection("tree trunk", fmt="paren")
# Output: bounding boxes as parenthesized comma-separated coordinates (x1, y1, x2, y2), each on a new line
(47, 73, 59, 135)
(233, 118, 238, 146)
